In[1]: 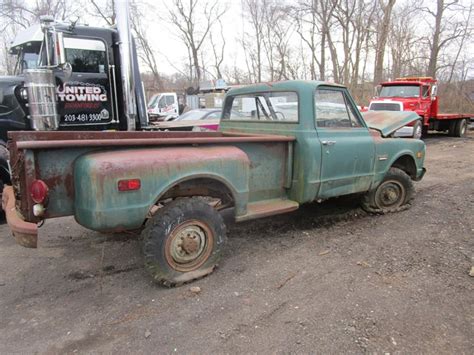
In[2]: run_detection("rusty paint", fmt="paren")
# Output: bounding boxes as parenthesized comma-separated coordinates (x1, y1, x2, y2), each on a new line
(2, 186, 38, 248)
(73, 145, 252, 231)
(235, 199, 299, 222)
(16, 135, 295, 150)
(362, 111, 419, 137)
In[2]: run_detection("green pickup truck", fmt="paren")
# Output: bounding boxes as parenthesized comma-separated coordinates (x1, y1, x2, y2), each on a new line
(3, 81, 426, 286)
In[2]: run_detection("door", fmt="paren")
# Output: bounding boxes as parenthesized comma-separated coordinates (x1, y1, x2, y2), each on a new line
(315, 87, 375, 198)
(163, 94, 179, 117)
(56, 37, 115, 127)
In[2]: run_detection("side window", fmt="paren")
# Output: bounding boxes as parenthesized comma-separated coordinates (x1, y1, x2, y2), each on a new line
(224, 91, 298, 122)
(422, 86, 429, 98)
(165, 95, 175, 105)
(315, 89, 352, 128)
(158, 96, 166, 108)
(64, 38, 107, 73)
(344, 95, 363, 128)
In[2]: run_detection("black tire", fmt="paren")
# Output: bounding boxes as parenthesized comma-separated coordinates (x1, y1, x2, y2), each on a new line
(0, 179, 4, 222)
(142, 197, 227, 286)
(412, 120, 423, 139)
(453, 119, 468, 138)
(0, 143, 9, 220)
(448, 120, 457, 136)
(361, 167, 414, 213)
(421, 125, 429, 138)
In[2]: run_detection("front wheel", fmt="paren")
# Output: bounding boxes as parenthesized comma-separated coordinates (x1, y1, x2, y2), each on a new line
(142, 197, 227, 286)
(361, 168, 414, 213)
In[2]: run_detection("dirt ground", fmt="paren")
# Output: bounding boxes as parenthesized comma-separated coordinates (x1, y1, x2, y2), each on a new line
(0, 133, 473, 354)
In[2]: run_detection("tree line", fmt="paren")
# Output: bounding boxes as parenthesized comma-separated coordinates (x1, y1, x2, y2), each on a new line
(1, 0, 473, 108)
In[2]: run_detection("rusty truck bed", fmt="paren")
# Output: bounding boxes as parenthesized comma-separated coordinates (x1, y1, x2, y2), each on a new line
(8, 130, 294, 149)
(7, 130, 295, 242)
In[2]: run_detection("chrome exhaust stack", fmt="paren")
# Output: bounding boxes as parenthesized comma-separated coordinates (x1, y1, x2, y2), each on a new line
(115, 0, 137, 130)
(24, 69, 60, 131)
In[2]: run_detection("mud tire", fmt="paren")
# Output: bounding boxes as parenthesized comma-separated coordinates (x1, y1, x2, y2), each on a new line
(142, 197, 226, 287)
(453, 119, 468, 138)
(362, 168, 414, 214)
(448, 120, 458, 136)
(0, 143, 9, 220)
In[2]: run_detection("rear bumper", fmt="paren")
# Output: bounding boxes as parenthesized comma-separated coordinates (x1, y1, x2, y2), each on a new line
(2, 186, 38, 248)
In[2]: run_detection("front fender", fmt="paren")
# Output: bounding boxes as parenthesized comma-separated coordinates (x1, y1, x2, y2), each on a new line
(372, 138, 425, 187)
(73, 146, 250, 231)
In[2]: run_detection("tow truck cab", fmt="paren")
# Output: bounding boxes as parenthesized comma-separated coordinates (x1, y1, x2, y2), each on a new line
(368, 77, 472, 137)
(369, 77, 438, 119)
(1, 13, 147, 138)
(0, 2, 147, 198)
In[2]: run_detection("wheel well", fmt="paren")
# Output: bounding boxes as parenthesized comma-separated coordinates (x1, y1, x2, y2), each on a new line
(391, 155, 416, 179)
(158, 178, 235, 207)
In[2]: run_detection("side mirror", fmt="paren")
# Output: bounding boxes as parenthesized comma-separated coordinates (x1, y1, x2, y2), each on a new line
(62, 62, 72, 80)
(431, 85, 438, 100)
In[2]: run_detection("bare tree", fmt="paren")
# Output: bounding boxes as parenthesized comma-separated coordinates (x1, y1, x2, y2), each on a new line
(209, 19, 225, 79)
(167, 0, 226, 86)
(88, 0, 115, 25)
(373, 0, 396, 84)
(130, 1, 163, 90)
(293, 0, 320, 80)
(424, 0, 471, 78)
(242, 0, 266, 82)
(317, 0, 339, 82)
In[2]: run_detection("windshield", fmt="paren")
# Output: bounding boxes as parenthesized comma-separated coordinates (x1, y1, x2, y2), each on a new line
(379, 85, 420, 98)
(14, 45, 41, 74)
(147, 95, 159, 108)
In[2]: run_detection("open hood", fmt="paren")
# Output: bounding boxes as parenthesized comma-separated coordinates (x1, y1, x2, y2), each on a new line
(362, 111, 419, 137)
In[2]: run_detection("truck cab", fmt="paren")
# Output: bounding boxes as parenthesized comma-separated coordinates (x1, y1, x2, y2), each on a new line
(368, 77, 438, 138)
(0, 4, 148, 201)
(9, 24, 121, 129)
(368, 77, 472, 137)
(147, 93, 180, 121)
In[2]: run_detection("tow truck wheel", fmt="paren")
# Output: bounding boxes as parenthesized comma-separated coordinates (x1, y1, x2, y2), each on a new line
(0, 179, 4, 222)
(361, 168, 414, 213)
(0, 143, 10, 220)
(453, 119, 468, 138)
(142, 197, 226, 287)
(412, 120, 423, 139)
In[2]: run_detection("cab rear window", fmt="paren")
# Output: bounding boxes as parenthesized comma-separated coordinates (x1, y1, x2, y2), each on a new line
(223, 91, 298, 122)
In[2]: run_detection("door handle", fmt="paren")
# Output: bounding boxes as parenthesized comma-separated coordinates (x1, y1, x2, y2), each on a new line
(322, 140, 336, 146)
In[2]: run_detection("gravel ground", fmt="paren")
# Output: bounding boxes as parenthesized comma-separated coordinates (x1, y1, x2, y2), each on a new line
(0, 133, 473, 354)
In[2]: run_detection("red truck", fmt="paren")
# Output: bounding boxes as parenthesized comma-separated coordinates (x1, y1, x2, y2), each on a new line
(367, 77, 472, 138)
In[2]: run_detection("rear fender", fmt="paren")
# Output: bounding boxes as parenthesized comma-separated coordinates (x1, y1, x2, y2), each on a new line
(73, 146, 250, 231)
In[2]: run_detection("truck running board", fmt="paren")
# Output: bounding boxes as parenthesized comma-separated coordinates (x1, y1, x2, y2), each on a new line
(235, 199, 299, 222)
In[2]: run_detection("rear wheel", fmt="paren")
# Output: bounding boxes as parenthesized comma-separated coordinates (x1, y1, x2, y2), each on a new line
(453, 119, 468, 137)
(362, 168, 414, 214)
(142, 197, 226, 286)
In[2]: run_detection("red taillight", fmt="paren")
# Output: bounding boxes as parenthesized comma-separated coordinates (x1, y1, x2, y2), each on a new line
(118, 179, 141, 191)
(30, 180, 49, 204)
